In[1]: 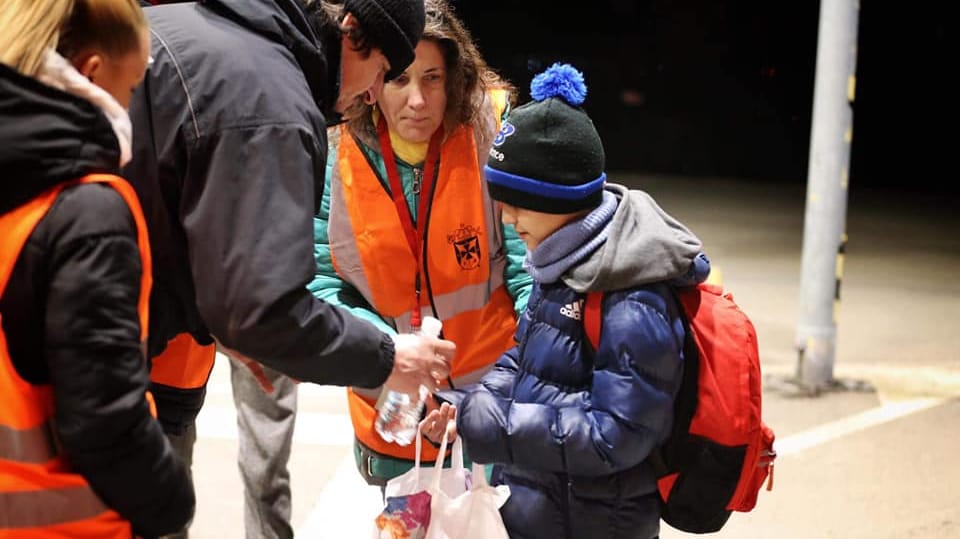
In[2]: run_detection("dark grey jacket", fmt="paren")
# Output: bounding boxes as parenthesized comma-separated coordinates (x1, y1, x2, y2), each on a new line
(125, 1, 395, 411)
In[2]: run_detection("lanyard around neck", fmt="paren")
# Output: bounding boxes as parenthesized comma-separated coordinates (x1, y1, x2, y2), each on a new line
(376, 117, 443, 329)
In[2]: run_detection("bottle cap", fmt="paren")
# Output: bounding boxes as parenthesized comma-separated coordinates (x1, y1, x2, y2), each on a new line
(420, 316, 443, 338)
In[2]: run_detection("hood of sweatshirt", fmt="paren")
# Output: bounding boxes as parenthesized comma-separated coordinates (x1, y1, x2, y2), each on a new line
(0, 61, 121, 215)
(563, 183, 706, 292)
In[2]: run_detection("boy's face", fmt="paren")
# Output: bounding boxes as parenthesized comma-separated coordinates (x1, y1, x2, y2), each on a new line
(500, 202, 584, 250)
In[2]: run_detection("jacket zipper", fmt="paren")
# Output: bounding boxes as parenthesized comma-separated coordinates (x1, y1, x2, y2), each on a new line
(412, 167, 422, 195)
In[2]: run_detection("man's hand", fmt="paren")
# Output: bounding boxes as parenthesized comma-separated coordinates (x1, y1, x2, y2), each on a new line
(385, 333, 455, 396)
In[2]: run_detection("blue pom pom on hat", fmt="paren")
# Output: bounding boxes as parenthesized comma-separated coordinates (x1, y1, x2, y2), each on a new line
(530, 62, 588, 105)
(484, 63, 606, 214)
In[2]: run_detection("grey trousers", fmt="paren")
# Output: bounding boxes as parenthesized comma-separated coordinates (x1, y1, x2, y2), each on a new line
(160, 423, 196, 539)
(228, 354, 298, 539)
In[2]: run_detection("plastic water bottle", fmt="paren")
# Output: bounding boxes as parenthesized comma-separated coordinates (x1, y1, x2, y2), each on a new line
(375, 316, 443, 446)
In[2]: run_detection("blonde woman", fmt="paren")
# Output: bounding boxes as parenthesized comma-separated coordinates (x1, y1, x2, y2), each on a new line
(0, 1, 193, 537)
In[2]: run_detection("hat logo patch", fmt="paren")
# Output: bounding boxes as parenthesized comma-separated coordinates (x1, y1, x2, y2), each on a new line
(489, 122, 515, 162)
(448, 224, 483, 270)
(492, 122, 515, 147)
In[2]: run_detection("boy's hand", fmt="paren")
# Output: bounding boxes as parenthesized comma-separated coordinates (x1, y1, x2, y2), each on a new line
(420, 402, 457, 445)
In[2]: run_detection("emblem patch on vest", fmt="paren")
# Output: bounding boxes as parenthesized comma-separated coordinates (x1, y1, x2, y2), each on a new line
(448, 224, 483, 270)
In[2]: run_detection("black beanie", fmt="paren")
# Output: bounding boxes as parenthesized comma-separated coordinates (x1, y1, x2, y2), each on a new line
(485, 63, 606, 215)
(344, 0, 425, 81)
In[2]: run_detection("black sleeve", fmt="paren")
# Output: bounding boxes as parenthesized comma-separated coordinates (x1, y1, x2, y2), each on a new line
(180, 125, 394, 387)
(44, 184, 194, 537)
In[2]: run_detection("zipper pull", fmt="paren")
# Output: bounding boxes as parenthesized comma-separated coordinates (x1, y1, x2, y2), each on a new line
(412, 168, 422, 195)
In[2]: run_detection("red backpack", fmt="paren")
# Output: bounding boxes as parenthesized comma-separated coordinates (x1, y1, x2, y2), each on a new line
(584, 283, 776, 533)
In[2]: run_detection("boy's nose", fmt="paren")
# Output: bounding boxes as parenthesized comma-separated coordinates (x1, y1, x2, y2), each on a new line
(500, 203, 517, 224)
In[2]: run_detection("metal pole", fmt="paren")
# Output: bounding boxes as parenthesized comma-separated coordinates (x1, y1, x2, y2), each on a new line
(795, 0, 859, 391)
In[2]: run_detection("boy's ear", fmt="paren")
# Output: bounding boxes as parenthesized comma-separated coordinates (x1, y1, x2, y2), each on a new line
(74, 52, 103, 82)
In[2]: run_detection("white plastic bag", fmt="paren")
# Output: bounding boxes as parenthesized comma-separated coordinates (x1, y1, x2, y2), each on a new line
(373, 427, 468, 538)
(373, 427, 510, 539)
(383, 429, 469, 500)
(425, 459, 511, 539)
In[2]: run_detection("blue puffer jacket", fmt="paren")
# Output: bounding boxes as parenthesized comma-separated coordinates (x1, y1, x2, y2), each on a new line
(459, 282, 685, 539)
(450, 184, 709, 539)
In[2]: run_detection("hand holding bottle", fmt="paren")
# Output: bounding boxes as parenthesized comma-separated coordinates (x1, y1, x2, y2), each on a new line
(385, 321, 453, 394)
(376, 317, 454, 445)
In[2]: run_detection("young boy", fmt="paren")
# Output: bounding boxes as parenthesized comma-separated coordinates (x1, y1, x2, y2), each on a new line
(421, 63, 710, 539)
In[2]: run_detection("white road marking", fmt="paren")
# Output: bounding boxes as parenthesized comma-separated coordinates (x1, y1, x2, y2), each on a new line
(774, 397, 944, 457)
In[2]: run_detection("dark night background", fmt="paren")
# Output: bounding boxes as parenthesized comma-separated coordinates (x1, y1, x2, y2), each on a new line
(453, 0, 954, 196)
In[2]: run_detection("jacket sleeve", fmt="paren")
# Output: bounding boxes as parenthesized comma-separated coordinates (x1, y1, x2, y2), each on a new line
(182, 124, 394, 388)
(501, 223, 532, 318)
(458, 291, 683, 477)
(44, 185, 194, 537)
(307, 150, 396, 336)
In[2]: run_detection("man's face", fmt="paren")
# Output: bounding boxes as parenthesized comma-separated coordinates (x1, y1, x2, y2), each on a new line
(335, 30, 390, 113)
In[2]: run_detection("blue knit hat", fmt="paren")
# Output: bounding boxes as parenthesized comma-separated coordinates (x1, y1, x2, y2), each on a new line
(485, 63, 606, 214)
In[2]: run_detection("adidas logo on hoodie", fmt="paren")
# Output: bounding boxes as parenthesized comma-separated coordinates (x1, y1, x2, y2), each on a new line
(560, 299, 584, 320)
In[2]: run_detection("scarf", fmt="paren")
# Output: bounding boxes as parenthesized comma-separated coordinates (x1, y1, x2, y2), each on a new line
(523, 190, 617, 284)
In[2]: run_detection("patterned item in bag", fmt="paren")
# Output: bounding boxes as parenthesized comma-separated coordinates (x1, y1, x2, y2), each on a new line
(375, 491, 432, 539)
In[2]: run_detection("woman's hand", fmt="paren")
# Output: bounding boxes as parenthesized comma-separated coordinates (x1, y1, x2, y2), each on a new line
(420, 402, 457, 445)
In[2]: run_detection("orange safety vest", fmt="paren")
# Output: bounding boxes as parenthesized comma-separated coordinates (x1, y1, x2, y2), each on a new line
(0, 174, 151, 538)
(150, 333, 216, 391)
(328, 91, 518, 461)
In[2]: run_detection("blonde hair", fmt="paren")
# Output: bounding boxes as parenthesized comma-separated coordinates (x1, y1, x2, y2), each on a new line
(0, 0, 147, 77)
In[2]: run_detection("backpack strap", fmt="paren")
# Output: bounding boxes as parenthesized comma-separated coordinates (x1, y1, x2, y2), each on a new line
(656, 286, 703, 477)
(583, 287, 695, 479)
(583, 292, 603, 351)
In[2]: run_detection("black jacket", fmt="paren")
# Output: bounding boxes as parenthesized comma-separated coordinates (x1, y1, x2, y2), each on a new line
(0, 63, 194, 537)
(126, 2, 394, 386)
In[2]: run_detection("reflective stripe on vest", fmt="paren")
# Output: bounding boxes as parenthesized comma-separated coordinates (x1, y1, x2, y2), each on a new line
(0, 174, 148, 535)
(329, 92, 519, 461)
(0, 419, 59, 464)
(0, 485, 114, 530)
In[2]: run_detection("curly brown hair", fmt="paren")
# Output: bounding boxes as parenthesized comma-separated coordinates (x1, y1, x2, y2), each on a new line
(345, 0, 515, 140)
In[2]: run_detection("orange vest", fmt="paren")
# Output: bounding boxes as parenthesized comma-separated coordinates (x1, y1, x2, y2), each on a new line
(328, 93, 518, 461)
(150, 333, 216, 391)
(0, 175, 152, 537)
